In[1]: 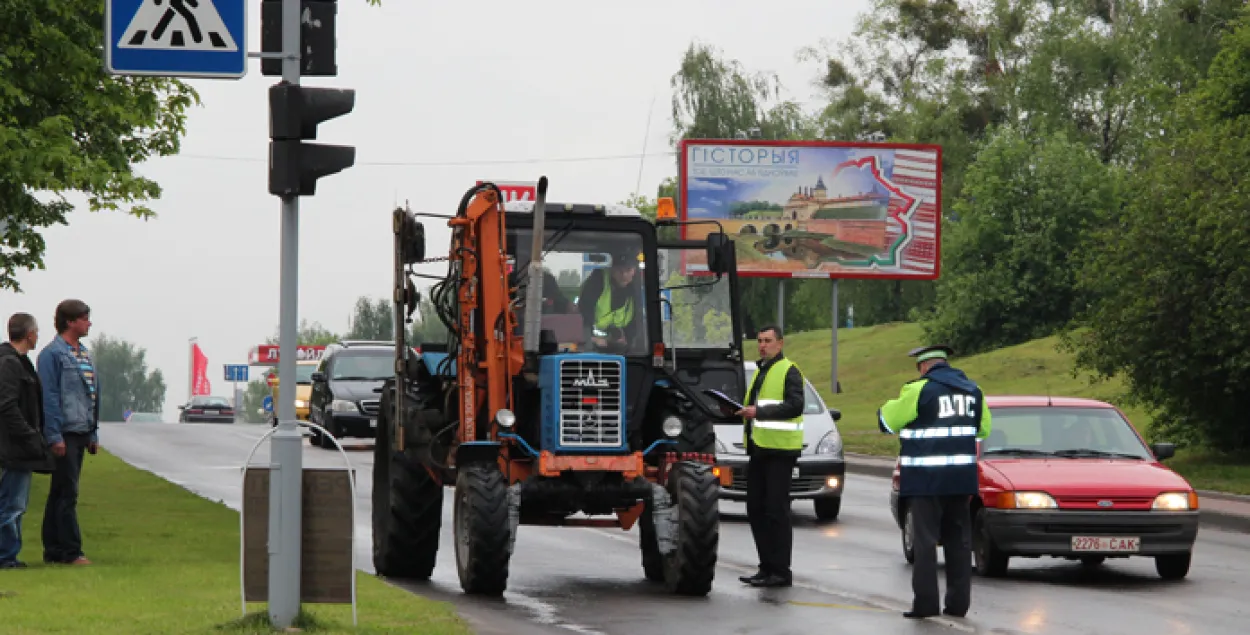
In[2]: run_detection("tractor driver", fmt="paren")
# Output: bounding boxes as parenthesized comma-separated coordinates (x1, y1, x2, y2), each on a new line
(576, 248, 644, 354)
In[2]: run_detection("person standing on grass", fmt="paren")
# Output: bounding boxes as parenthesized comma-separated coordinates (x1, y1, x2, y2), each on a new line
(0, 313, 56, 569)
(37, 300, 99, 566)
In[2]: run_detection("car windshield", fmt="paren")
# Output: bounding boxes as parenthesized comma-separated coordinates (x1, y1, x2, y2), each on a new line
(296, 364, 318, 384)
(506, 227, 650, 356)
(980, 406, 1152, 459)
(745, 369, 826, 415)
(191, 396, 231, 408)
(331, 353, 393, 381)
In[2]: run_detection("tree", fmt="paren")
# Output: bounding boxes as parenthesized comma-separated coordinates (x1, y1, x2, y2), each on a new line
(1067, 11, 1250, 451)
(89, 333, 166, 421)
(345, 296, 393, 341)
(921, 126, 1121, 354)
(265, 319, 339, 346)
(0, 1, 199, 291)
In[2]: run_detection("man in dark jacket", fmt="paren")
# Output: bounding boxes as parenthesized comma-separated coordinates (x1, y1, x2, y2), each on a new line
(878, 345, 991, 619)
(735, 325, 807, 588)
(0, 313, 55, 569)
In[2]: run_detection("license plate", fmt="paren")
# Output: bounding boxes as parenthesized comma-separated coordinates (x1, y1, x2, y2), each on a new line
(1071, 536, 1139, 552)
(204, 410, 219, 415)
(792, 467, 801, 479)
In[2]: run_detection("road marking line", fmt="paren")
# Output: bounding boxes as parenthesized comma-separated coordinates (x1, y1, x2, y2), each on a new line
(788, 600, 885, 612)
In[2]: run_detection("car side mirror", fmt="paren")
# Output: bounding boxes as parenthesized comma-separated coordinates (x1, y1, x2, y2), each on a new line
(178, 405, 186, 410)
(1150, 442, 1175, 461)
(705, 232, 733, 275)
(311, 372, 326, 383)
(829, 408, 841, 421)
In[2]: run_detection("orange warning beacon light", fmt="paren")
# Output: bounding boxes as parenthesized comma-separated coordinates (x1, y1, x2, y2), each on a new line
(656, 197, 677, 220)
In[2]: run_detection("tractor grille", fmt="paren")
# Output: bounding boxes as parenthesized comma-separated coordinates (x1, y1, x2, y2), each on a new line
(558, 358, 623, 447)
(358, 399, 380, 416)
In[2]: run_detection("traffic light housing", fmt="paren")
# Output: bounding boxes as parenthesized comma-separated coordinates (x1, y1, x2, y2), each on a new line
(268, 82, 356, 197)
(260, 0, 339, 77)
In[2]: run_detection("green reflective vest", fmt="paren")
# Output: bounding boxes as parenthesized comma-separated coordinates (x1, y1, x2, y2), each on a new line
(594, 284, 634, 329)
(745, 358, 804, 450)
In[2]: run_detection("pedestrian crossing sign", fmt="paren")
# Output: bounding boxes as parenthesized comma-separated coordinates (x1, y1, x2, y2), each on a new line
(105, 0, 247, 78)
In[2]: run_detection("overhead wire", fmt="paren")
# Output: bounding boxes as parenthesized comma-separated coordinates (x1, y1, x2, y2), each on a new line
(171, 151, 678, 167)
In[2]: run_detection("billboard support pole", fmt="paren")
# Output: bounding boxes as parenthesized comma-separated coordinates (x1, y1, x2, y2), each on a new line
(831, 280, 840, 395)
(777, 280, 785, 331)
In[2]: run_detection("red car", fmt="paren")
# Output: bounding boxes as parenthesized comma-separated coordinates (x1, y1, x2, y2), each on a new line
(888, 396, 1200, 580)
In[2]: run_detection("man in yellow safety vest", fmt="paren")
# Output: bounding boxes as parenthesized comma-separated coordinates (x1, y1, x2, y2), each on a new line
(576, 248, 644, 354)
(735, 324, 806, 588)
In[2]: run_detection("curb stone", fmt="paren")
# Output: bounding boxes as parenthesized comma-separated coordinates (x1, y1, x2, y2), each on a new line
(842, 453, 1250, 535)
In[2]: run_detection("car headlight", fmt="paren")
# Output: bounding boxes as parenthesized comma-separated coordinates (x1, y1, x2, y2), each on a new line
(1012, 491, 1058, 509)
(662, 416, 683, 438)
(295, 400, 308, 408)
(715, 437, 728, 454)
(330, 399, 358, 413)
(815, 430, 843, 456)
(1152, 492, 1194, 511)
(495, 409, 516, 429)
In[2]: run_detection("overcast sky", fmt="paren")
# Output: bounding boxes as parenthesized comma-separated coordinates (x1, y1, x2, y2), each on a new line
(8, 0, 870, 417)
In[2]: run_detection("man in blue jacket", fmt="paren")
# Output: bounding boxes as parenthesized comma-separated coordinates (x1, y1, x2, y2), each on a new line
(878, 344, 991, 619)
(37, 299, 99, 566)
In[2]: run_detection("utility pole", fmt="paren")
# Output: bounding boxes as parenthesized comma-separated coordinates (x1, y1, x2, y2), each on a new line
(262, 0, 355, 627)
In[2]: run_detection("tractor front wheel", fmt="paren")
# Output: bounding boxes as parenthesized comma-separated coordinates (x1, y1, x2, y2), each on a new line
(453, 462, 513, 596)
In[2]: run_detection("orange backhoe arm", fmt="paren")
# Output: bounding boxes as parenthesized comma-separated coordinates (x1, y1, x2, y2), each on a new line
(448, 186, 524, 444)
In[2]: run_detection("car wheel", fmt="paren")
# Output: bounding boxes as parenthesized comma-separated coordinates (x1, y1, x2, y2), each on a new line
(814, 496, 841, 522)
(972, 508, 1009, 577)
(1155, 553, 1191, 580)
(901, 504, 915, 564)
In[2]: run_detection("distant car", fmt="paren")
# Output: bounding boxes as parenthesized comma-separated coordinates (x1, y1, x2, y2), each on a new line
(178, 396, 236, 423)
(888, 396, 1199, 580)
(714, 360, 846, 521)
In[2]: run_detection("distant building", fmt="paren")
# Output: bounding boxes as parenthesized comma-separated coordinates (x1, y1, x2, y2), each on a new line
(782, 174, 889, 221)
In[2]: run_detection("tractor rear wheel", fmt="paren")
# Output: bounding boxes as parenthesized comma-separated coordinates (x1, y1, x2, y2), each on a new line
(662, 461, 720, 596)
(454, 462, 512, 596)
(372, 386, 442, 579)
(638, 504, 665, 582)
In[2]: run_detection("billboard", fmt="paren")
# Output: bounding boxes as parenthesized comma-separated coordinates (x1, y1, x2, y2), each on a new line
(248, 344, 327, 366)
(477, 180, 537, 202)
(678, 139, 942, 279)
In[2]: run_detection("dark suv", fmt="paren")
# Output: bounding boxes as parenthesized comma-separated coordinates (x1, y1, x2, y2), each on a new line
(307, 341, 393, 448)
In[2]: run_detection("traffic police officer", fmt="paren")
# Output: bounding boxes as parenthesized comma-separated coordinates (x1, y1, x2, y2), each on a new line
(736, 325, 806, 588)
(878, 344, 991, 619)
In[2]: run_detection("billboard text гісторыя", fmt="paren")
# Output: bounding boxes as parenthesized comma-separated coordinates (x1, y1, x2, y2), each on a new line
(678, 139, 942, 280)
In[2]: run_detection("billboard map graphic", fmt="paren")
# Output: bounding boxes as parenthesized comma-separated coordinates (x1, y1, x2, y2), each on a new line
(678, 139, 942, 279)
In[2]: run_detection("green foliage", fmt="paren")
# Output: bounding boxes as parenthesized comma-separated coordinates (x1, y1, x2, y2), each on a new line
(346, 296, 394, 342)
(265, 319, 340, 346)
(88, 333, 166, 421)
(239, 379, 272, 424)
(1067, 12, 1250, 451)
(0, 0, 199, 291)
(922, 126, 1121, 354)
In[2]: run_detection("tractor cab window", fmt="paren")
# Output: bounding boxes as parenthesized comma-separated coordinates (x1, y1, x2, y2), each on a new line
(657, 247, 737, 350)
(507, 228, 650, 356)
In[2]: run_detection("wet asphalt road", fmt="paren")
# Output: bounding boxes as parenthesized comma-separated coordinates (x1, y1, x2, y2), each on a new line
(101, 422, 1250, 635)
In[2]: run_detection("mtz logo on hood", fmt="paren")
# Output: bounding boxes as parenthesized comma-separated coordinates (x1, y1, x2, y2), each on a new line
(572, 371, 609, 388)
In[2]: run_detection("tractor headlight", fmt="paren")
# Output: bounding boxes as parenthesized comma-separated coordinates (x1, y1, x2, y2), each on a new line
(662, 416, 683, 438)
(495, 409, 516, 429)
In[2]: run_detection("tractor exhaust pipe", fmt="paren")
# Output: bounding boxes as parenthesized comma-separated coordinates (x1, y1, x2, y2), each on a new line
(522, 176, 549, 353)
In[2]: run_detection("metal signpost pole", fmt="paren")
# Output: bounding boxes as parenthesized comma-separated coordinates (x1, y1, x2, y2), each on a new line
(268, 0, 304, 627)
(831, 280, 839, 395)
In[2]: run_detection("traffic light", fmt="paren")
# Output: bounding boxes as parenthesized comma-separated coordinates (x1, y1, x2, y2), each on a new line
(260, 0, 340, 77)
(267, 82, 356, 197)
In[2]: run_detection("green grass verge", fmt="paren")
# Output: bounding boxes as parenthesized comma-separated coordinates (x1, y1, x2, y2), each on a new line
(1, 449, 470, 635)
(782, 322, 1250, 495)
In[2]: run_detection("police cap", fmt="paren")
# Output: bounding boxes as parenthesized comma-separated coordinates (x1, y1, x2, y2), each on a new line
(907, 344, 954, 363)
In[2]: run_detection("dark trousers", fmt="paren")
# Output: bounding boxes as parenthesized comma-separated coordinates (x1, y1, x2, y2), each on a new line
(43, 432, 88, 563)
(908, 494, 973, 615)
(746, 452, 797, 579)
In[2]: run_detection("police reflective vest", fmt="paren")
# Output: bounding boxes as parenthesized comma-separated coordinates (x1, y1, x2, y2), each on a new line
(594, 284, 634, 330)
(877, 363, 992, 497)
(745, 358, 804, 451)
